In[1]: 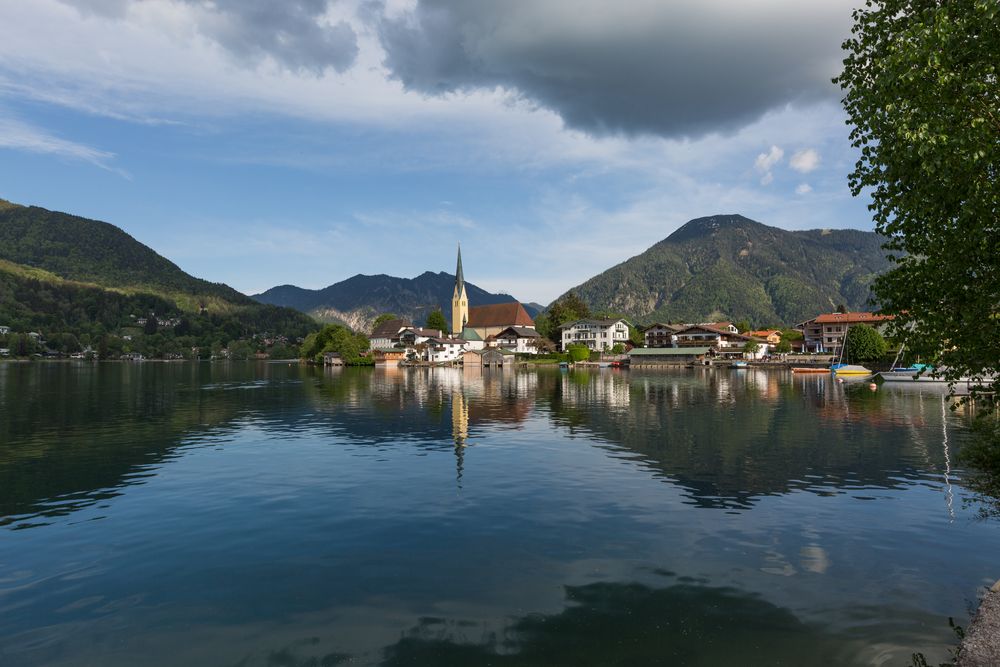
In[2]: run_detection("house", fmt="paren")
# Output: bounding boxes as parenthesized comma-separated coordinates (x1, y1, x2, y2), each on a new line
(323, 352, 344, 366)
(0, 348, 9, 357)
(644, 323, 683, 348)
(370, 318, 412, 350)
(458, 327, 486, 351)
(628, 346, 712, 365)
(749, 330, 782, 345)
(673, 325, 768, 357)
(465, 302, 536, 340)
(798, 312, 893, 354)
(424, 337, 468, 364)
(0, 326, 10, 335)
(491, 326, 542, 354)
(373, 348, 407, 366)
(463, 347, 514, 367)
(561, 318, 631, 351)
(398, 327, 442, 347)
(699, 321, 739, 334)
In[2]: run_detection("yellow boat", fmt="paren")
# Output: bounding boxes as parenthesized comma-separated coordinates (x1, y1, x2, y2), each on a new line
(830, 363, 872, 375)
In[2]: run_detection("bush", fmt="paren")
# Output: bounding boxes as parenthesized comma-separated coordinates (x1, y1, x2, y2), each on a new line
(566, 344, 591, 362)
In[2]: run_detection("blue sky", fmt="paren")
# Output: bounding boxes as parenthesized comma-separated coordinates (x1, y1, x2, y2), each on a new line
(0, 0, 871, 304)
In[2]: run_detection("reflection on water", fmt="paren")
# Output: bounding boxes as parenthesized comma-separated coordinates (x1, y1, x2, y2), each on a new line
(0, 362, 997, 666)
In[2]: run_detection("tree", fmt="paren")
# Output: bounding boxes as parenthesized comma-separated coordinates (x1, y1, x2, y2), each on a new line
(775, 339, 793, 354)
(425, 310, 448, 333)
(836, 0, 1000, 395)
(544, 292, 592, 343)
(628, 324, 644, 346)
(844, 324, 888, 363)
(734, 320, 751, 334)
(743, 340, 760, 356)
(611, 343, 625, 354)
(836, 304, 848, 315)
(566, 343, 591, 362)
(143, 316, 158, 336)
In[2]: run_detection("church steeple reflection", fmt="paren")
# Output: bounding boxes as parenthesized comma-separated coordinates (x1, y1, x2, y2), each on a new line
(451, 387, 469, 488)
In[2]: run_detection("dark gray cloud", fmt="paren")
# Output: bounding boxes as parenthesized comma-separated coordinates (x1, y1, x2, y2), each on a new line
(377, 0, 855, 139)
(64, 0, 358, 74)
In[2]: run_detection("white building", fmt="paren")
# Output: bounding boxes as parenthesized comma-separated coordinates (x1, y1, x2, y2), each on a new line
(560, 318, 631, 351)
(0, 326, 10, 335)
(370, 318, 411, 350)
(492, 326, 543, 354)
(424, 337, 468, 364)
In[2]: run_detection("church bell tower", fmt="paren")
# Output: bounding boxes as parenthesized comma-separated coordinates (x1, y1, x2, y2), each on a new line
(451, 244, 468, 336)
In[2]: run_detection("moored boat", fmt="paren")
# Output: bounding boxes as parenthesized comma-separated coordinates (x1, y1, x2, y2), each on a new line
(792, 367, 828, 374)
(830, 363, 872, 376)
(731, 360, 749, 369)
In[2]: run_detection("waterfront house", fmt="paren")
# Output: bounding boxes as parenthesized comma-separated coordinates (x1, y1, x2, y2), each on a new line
(373, 348, 406, 367)
(491, 326, 542, 354)
(370, 318, 412, 350)
(0, 348, 9, 357)
(798, 312, 893, 354)
(561, 318, 631, 351)
(458, 327, 486, 351)
(0, 325, 10, 335)
(628, 346, 713, 365)
(644, 323, 683, 348)
(323, 352, 344, 366)
(424, 337, 468, 364)
(463, 347, 513, 367)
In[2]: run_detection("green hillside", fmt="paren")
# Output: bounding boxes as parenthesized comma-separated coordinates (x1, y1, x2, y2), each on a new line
(563, 215, 891, 326)
(0, 200, 317, 356)
(0, 200, 251, 313)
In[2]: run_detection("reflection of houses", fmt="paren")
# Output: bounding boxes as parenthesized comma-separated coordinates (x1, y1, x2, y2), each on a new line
(799, 312, 893, 354)
(629, 347, 712, 365)
(644, 323, 683, 348)
(491, 326, 542, 354)
(560, 318, 631, 351)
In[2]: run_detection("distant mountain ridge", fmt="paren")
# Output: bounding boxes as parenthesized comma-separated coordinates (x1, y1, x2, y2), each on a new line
(254, 272, 538, 332)
(563, 214, 891, 326)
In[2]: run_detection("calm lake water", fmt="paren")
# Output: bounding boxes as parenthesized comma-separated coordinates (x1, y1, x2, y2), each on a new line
(1, 362, 998, 666)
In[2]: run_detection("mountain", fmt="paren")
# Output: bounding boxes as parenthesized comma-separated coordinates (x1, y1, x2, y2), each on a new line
(254, 272, 539, 332)
(562, 214, 891, 326)
(0, 199, 316, 342)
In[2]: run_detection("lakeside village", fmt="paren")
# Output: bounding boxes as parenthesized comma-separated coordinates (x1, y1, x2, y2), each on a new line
(1, 248, 893, 370)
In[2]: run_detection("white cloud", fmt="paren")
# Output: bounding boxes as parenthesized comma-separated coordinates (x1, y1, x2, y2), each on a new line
(754, 145, 783, 185)
(795, 183, 813, 195)
(790, 148, 820, 173)
(0, 113, 128, 177)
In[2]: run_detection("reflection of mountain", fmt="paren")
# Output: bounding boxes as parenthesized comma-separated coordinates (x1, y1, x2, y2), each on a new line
(379, 578, 853, 666)
(544, 368, 963, 509)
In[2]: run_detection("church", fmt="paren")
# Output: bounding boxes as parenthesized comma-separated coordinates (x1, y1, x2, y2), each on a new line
(450, 246, 537, 343)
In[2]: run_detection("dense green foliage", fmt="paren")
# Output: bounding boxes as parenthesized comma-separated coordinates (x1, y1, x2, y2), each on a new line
(300, 324, 371, 364)
(0, 262, 310, 359)
(566, 343, 592, 362)
(537, 292, 592, 343)
(425, 309, 448, 332)
(742, 341, 760, 355)
(844, 324, 888, 363)
(836, 0, 1000, 396)
(774, 339, 792, 354)
(561, 215, 891, 326)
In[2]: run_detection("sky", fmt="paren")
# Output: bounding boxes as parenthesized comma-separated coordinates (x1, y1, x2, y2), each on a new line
(0, 0, 872, 304)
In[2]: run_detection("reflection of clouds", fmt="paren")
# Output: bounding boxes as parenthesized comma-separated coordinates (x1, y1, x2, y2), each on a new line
(799, 545, 830, 574)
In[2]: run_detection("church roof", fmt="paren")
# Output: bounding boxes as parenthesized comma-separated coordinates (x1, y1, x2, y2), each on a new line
(459, 327, 483, 341)
(466, 302, 535, 328)
(455, 244, 465, 294)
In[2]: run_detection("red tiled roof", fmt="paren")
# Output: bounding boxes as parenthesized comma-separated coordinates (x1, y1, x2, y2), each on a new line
(749, 330, 780, 338)
(466, 302, 534, 328)
(813, 312, 893, 324)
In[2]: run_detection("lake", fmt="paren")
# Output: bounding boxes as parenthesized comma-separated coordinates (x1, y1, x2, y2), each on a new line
(1, 362, 997, 666)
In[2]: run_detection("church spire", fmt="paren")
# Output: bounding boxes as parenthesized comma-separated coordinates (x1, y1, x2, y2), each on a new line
(451, 243, 469, 336)
(455, 243, 465, 294)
